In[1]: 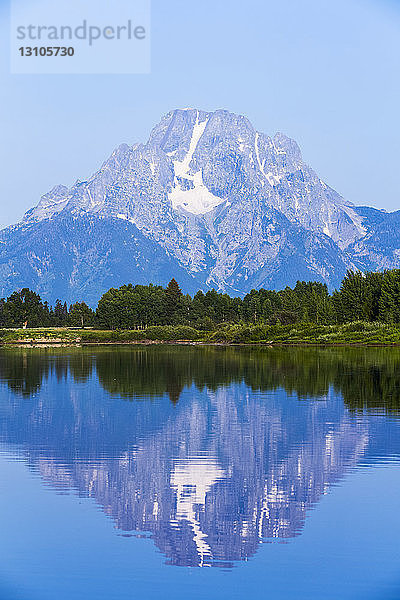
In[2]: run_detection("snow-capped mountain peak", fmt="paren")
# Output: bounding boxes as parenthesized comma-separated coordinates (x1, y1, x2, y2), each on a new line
(1, 108, 398, 303)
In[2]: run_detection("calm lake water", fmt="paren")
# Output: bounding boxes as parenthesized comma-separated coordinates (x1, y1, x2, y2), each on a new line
(0, 345, 399, 600)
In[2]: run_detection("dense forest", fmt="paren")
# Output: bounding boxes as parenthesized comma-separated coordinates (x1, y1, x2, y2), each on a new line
(1, 269, 400, 329)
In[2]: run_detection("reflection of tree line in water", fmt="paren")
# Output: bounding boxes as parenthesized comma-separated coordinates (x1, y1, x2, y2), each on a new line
(0, 346, 400, 413)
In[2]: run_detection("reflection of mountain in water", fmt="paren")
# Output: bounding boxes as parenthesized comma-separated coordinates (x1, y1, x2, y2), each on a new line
(0, 347, 399, 567)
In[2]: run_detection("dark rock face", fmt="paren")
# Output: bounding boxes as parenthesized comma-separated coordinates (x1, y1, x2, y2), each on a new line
(0, 108, 398, 303)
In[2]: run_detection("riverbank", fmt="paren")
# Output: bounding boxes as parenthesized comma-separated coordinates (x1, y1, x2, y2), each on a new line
(2, 321, 400, 346)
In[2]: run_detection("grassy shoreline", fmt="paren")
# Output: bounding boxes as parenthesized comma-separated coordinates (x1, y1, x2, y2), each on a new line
(2, 321, 400, 346)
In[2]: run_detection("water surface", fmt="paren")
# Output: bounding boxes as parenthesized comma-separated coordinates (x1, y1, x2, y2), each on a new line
(0, 346, 399, 599)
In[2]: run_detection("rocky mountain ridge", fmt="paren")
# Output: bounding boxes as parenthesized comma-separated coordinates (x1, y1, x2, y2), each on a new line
(1, 108, 399, 303)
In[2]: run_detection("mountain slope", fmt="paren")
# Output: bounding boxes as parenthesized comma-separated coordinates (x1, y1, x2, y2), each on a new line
(0, 214, 203, 305)
(0, 108, 397, 303)
(349, 207, 400, 271)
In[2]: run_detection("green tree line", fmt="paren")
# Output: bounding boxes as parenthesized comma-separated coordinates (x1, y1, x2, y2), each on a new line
(2, 269, 400, 329)
(0, 289, 95, 328)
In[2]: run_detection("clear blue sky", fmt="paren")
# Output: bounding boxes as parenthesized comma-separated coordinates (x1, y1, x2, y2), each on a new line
(0, 0, 399, 228)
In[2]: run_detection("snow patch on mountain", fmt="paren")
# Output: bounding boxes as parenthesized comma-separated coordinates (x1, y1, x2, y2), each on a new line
(168, 110, 225, 214)
(169, 172, 226, 215)
(173, 111, 208, 178)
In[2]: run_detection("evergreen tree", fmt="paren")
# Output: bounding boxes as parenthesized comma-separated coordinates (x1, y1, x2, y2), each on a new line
(68, 302, 95, 327)
(53, 299, 69, 326)
(335, 270, 366, 323)
(163, 279, 184, 324)
(0, 298, 6, 327)
(379, 269, 400, 323)
(363, 271, 384, 321)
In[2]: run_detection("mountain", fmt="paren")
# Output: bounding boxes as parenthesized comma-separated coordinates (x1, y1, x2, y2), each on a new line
(1, 108, 399, 304)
